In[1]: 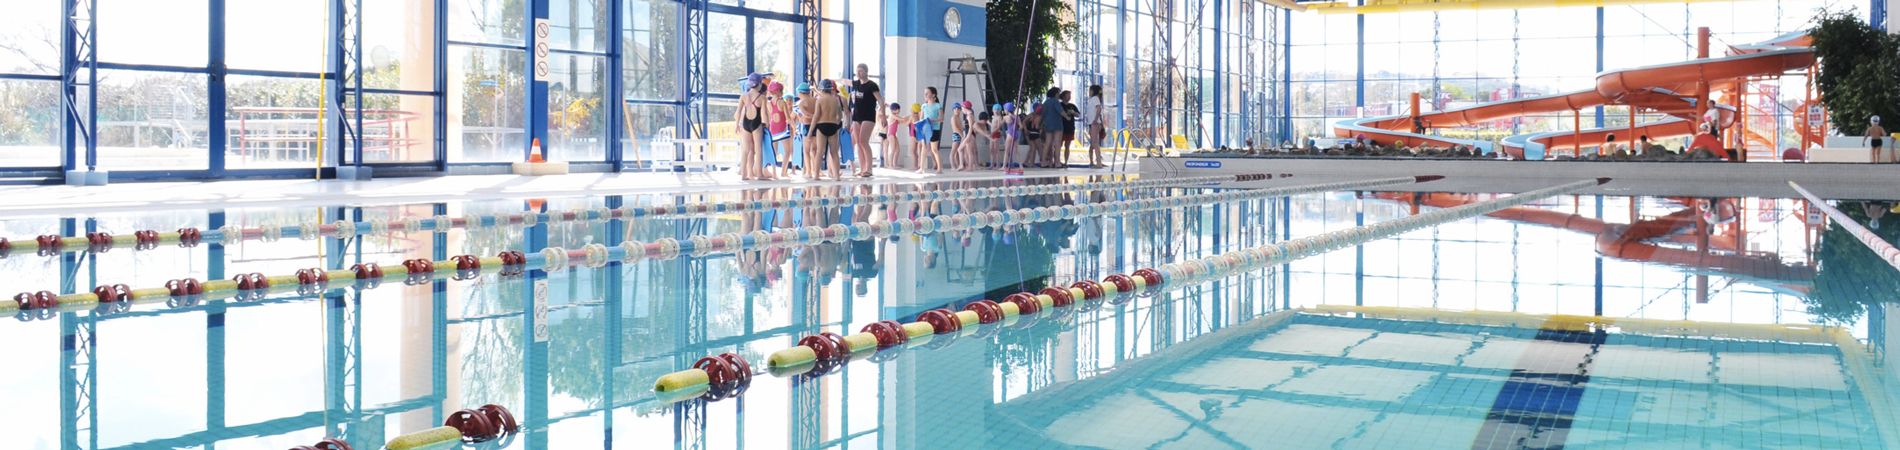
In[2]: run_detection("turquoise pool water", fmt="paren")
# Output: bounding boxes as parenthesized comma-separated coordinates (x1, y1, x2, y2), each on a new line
(0, 175, 1894, 449)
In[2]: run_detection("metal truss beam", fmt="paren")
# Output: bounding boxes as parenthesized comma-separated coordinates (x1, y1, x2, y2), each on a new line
(61, 0, 97, 173)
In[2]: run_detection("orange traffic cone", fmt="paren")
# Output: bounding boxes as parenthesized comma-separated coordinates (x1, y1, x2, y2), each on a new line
(529, 138, 546, 163)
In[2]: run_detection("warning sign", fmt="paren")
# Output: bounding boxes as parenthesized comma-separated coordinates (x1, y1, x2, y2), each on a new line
(533, 19, 551, 81)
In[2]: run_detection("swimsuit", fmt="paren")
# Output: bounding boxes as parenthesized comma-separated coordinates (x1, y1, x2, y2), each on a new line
(741, 96, 764, 133)
(815, 123, 842, 136)
(767, 100, 790, 138)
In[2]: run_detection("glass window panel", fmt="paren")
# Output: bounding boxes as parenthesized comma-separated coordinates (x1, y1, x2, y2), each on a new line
(1439, 11, 1478, 41)
(0, 80, 61, 167)
(851, 0, 880, 79)
(0, 0, 59, 74)
(364, 0, 439, 91)
(1473, 40, 1513, 78)
(549, 54, 607, 161)
(1322, 44, 1355, 80)
(625, 0, 679, 100)
(449, 46, 526, 162)
(1324, 13, 1355, 44)
(1473, 10, 1515, 41)
(1606, 4, 1687, 37)
(1289, 45, 1323, 81)
(1396, 41, 1432, 79)
(98, 70, 209, 171)
(1441, 39, 1479, 78)
(621, 103, 677, 165)
(550, 0, 609, 52)
(98, 0, 209, 66)
(1518, 7, 1595, 39)
(225, 76, 322, 169)
(1323, 81, 1356, 117)
(744, 0, 793, 14)
(1519, 38, 1594, 78)
(708, 14, 746, 95)
(228, 0, 325, 72)
(360, 93, 437, 163)
(1362, 14, 1399, 44)
(755, 19, 795, 81)
(820, 21, 846, 82)
(1290, 12, 1324, 45)
(449, 0, 525, 46)
(1362, 43, 1399, 80)
(1603, 34, 1694, 70)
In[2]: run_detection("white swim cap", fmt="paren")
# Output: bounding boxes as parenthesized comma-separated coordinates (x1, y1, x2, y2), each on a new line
(1875, 115, 1883, 124)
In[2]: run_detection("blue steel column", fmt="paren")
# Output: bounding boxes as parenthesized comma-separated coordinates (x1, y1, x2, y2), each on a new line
(60, 0, 98, 175)
(602, 196, 625, 446)
(1281, 10, 1292, 144)
(1354, 3, 1364, 111)
(522, 201, 550, 449)
(679, 0, 709, 170)
(57, 216, 91, 450)
(209, 0, 227, 175)
(1116, 0, 1127, 134)
(331, 0, 365, 169)
(1353, 195, 1364, 306)
(607, 0, 625, 171)
(796, 0, 819, 84)
(1212, 0, 1222, 145)
(1876, 0, 1888, 33)
(527, 0, 550, 161)
(1594, 7, 1605, 128)
(434, 0, 448, 169)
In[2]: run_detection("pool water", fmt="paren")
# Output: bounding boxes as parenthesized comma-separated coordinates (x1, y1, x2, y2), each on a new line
(1, 175, 1894, 449)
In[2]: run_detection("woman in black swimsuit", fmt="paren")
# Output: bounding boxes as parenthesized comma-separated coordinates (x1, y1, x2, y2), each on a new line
(734, 74, 771, 180)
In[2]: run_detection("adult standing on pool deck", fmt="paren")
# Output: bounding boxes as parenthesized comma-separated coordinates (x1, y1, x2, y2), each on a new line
(1082, 85, 1106, 168)
(849, 64, 883, 172)
(1060, 90, 1079, 167)
(1040, 88, 1066, 168)
(811, 79, 846, 180)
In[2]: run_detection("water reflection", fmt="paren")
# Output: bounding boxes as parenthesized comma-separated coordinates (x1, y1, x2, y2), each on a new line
(1, 182, 1896, 449)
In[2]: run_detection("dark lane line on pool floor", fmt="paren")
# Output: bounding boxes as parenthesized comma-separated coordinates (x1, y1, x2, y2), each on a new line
(1471, 324, 1606, 450)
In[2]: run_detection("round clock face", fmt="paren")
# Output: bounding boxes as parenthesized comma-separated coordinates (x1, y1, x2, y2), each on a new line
(944, 7, 962, 39)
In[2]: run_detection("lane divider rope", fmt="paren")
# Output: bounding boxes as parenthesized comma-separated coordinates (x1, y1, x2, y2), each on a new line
(650, 177, 1604, 404)
(8, 175, 1414, 319)
(1, 174, 1273, 258)
(1789, 181, 1900, 274)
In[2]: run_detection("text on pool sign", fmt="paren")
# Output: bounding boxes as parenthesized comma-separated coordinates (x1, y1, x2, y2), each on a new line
(1184, 160, 1222, 168)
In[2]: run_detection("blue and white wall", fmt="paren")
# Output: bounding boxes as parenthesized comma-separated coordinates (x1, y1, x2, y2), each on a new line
(882, 0, 987, 107)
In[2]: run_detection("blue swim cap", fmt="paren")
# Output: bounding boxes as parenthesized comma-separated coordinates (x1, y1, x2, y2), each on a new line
(991, 104, 1002, 111)
(796, 83, 811, 93)
(889, 102, 900, 110)
(819, 79, 836, 90)
(1004, 103, 1016, 112)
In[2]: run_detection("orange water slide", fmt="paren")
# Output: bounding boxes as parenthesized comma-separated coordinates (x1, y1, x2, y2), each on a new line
(1376, 192, 1812, 289)
(1333, 32, 1814, 158)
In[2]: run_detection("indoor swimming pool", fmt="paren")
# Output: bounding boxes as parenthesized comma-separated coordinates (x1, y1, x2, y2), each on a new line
(1, 174, 1895, 449)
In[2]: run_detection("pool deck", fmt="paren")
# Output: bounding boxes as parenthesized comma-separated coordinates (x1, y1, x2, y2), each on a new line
(1145, 156, 1900, 200)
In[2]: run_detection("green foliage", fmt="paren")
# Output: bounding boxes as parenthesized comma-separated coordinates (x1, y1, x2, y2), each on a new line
(1810, 10, 1900, 132)
(987, 0, 1078, 103)
(1805, 201, 1900, 324)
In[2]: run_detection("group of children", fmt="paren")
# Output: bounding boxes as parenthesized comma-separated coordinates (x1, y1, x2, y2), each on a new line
(732, 64, 1109, 182)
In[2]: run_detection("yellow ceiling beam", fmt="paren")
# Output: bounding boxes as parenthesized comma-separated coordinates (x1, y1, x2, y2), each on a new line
(1303, 0, 1726, 14)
